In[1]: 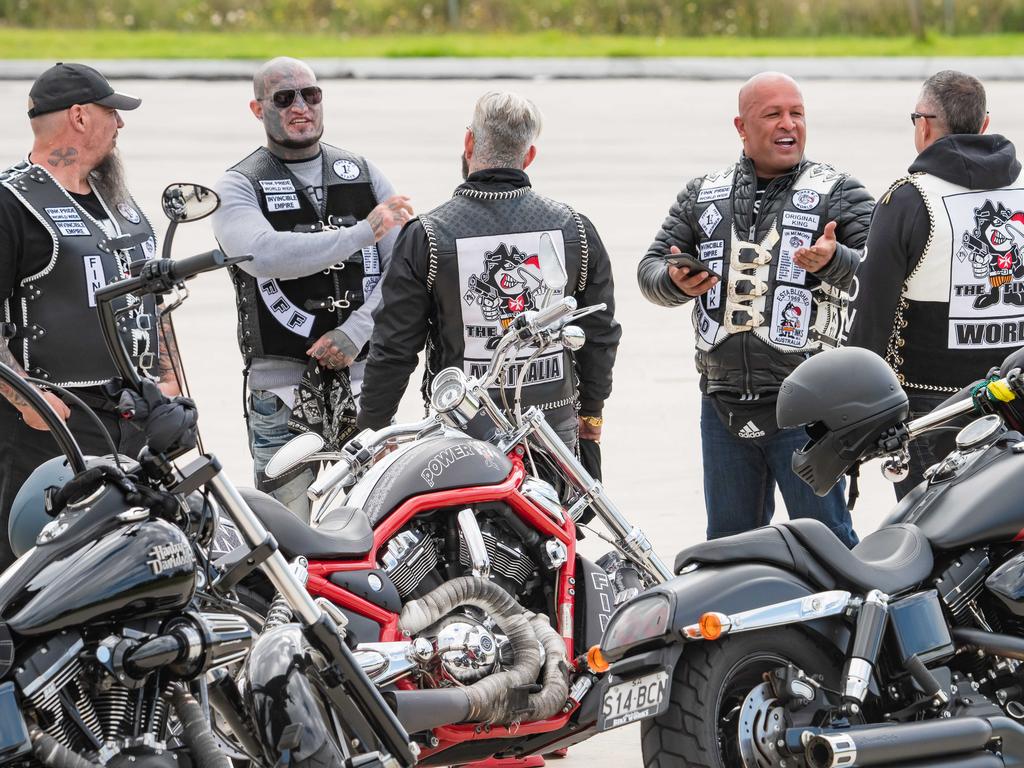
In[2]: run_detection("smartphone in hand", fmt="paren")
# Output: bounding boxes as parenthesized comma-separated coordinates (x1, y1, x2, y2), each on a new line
(663, 253, 722, 281)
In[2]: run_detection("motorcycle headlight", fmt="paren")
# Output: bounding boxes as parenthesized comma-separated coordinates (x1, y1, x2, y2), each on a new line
(601, 593, 672, 661)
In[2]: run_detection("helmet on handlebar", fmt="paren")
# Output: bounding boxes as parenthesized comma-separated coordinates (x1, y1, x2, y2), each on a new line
(9, 454, 135, 557)
(777, 347, 909, 496)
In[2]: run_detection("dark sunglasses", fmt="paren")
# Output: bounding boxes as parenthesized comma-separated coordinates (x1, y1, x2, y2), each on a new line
(265, 86, 323, 109)
(910, 112, 937, 125)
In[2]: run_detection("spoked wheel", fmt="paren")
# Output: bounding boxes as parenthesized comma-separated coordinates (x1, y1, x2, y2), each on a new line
(641, 628, 838, 768)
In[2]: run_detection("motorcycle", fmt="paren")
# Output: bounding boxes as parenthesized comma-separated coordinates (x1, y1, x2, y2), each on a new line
(252, 234, 674, 765)
(0, 183, 416, 768)
(596, 344, 1024, 768)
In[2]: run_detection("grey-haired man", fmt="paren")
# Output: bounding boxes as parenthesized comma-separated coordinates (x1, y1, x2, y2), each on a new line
(358, 91, 620, 459)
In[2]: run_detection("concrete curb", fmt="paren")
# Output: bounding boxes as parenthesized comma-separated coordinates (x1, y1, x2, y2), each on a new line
(2, 56, 1024, 80)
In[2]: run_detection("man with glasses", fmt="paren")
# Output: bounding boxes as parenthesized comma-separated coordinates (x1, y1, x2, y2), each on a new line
(847, 70, 1022, 497)
(214, 56, 413, 521)
(0, 62, 179, 569)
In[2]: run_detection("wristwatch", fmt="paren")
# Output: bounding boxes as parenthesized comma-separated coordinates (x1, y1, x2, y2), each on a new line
(579, 415, 604, 428)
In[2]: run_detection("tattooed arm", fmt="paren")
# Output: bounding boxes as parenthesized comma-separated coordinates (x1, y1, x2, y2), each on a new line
(0, 337, 70, 430)
(156, 310, 182, 397)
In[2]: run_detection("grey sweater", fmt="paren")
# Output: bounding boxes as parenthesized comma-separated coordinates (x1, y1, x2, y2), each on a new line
(213, 150, 398, 392)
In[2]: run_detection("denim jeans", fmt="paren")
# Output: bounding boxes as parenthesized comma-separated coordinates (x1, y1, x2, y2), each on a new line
(248, 389, 315, 523)
(700, 396, 858, 547)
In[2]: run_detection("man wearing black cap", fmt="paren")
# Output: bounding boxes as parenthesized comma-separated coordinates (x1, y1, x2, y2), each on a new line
(0, 62, 180, 569)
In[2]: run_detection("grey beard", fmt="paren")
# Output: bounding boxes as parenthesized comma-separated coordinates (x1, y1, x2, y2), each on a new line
(89, 150, 129, 207)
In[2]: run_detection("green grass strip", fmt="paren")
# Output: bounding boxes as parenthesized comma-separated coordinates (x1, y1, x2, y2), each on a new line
(1, 29, 1023, 59)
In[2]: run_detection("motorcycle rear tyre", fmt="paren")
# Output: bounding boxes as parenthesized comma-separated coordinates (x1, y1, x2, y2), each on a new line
(640, 628, 838, 768)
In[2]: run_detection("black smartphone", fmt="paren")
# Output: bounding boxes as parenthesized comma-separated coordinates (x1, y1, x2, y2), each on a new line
(664, 253, 722, 281)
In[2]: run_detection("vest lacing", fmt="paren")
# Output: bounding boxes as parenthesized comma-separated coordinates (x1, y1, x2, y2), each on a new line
(454, 186, 531, 201)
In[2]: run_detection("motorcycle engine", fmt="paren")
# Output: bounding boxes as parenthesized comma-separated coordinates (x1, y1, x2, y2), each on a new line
(435, 614, 503, 684)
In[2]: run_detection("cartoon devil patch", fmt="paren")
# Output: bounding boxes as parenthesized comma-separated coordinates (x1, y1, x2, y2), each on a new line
(956, 199, 1024, 309)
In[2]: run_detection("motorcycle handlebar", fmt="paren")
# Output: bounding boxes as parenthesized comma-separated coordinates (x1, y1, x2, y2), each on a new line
(525, 296, 577, 336)
(307, 458, 353, 501)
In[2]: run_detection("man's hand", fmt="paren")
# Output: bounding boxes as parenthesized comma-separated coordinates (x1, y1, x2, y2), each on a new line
(19, 389, 70, 431)
(366, 195, 414, 241)
(579, 416, 602, 443)
(794, 220, 838, 273)
(307, 329, 355, 370)
(666, 245, 718, 297)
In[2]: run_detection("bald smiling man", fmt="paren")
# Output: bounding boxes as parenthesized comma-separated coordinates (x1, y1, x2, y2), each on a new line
(637, 72, 874, 547)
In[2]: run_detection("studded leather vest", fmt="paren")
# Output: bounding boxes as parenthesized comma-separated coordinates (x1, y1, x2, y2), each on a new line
(886, 169, 1024, 393)
(0, 161, 158, 387)
(226, 145, 379, 365)
(690, 163, 847, 358)
(419, 186, 588, 412)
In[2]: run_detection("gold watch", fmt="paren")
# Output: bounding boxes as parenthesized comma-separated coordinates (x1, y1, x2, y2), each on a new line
(580, 415, 604, 428)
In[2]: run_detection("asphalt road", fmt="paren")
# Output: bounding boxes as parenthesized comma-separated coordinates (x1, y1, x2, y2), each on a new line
(2, 77, 1022, 766)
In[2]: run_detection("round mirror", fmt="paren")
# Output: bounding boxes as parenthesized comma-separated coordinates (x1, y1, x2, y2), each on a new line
(265, 432, 324, 479)
(162, 183, 220, 223)
(538, 232, 567, 294)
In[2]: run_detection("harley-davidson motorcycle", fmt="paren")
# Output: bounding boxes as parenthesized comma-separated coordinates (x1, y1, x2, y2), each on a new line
(251, 233, 674, 765)
(596, 345, 1024, 768)
(0, 184, 416, 768)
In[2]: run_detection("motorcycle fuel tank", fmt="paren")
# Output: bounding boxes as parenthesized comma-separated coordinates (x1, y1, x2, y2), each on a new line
(886, 437, 1024, 550)
(352, 437, 513, 525)
(6, 518, 196, 636)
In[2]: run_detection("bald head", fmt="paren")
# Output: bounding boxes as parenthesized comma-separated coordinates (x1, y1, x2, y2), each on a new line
(733, 71, 806, 178)
(28, 109, 65, 140)
(738, 72, 802, 117)
(253, 56, 317, 100)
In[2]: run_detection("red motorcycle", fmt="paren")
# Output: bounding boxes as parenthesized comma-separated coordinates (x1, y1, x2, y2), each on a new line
(247, 254, 672, 766)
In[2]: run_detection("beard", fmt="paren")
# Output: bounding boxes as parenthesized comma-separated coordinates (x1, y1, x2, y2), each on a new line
(89, 150, 129, 207)
(461, 152, 469, 181)
(270, 122, 324, 151)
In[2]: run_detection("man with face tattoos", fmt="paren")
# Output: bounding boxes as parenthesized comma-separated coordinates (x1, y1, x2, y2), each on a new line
(214, 57, 412, 522)
(0, 63, 181, 570)
(638, 72, 874, 547)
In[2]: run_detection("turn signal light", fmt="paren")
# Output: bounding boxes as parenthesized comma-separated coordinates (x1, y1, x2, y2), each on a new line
(587, 645, 610, 673)
(698, 612, 726, 640)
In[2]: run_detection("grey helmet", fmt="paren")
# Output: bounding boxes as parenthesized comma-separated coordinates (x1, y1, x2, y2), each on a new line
(9, 454, 134, 557)
(777, 347, 909, 496)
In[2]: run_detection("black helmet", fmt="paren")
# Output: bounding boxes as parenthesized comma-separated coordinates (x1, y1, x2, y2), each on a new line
(777, 347, 909, 496)
(9, 454, 134, 557)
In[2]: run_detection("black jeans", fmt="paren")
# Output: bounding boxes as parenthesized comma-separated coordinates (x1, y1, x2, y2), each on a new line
(893, 393, 960, 501)
(0, 393, 146, 572)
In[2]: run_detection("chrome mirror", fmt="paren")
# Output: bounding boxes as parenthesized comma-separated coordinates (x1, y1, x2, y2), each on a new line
(538, 232, 567, 307)
(162, 183, 220, 223)
(265, 432, 324, 479)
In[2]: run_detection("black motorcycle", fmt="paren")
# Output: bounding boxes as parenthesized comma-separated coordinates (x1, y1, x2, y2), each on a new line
(0, 184, 416, 768)
(592, 345, 1024, 768)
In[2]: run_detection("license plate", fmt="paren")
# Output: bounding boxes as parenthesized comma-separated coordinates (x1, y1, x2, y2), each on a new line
(598, 670, 669, 731)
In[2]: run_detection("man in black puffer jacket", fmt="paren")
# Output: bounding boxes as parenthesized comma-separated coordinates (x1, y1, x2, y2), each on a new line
(848, 70, 1022, 499)
(638, 72, 873, 547)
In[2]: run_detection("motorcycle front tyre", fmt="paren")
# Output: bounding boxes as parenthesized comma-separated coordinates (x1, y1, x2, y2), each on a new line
(641, 627, 839, 768)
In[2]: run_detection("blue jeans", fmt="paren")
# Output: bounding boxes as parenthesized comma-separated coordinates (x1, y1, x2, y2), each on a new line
(248, 389, 315, 523)
(700, 396, 858, 547)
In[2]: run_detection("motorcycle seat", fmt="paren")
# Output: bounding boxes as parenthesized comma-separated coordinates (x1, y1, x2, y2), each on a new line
(675, 519, 933, 596)
(240, 487, 374, 560)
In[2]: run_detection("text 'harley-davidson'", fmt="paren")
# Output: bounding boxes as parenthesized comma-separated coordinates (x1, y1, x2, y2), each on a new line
(251, 233, 674, 765)
(0, 183, 416, 768)
(598, 345, 1024, 768)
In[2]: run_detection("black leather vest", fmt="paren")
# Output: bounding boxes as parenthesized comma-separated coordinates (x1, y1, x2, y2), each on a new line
(419, 186, 586, 412)
(0, 161, 159, 386)
(226, 145, 379, 365)
(691, 162, 847, 358)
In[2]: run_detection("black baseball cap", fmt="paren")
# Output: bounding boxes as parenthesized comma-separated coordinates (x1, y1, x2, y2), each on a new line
(28, 62, 142, 118)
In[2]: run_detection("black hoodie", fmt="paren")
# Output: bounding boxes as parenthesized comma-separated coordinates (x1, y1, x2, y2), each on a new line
(846, 133, 1022, 394)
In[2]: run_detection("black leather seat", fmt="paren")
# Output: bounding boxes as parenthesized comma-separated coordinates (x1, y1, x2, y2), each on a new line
(675, 518, 933, 596)
(239, 487, 374, 560)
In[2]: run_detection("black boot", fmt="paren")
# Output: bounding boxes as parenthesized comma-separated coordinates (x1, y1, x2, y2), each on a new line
(974, 285, 1001, 309)
(1004, 288, 1024, 306)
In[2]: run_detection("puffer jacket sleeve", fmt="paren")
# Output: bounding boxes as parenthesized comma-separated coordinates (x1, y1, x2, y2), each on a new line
(813, 174, 875, 290)
(637, 175, 704, 307)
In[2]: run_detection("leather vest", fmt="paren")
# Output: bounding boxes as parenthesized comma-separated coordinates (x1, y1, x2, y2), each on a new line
(691, 163, 847, 358)
(226, 145, 379, 365)
(419, 186, 587, 412)
(887, 169, 1024, 393)
(0, 161, 158, 387)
